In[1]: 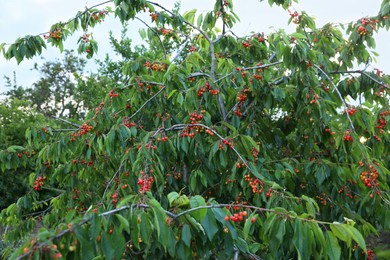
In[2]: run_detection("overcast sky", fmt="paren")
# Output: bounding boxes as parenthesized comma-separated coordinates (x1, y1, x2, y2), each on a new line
(0, 0, 389, 94)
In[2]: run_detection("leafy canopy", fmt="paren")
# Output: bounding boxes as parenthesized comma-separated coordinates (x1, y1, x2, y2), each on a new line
(1, 0, 390, 259)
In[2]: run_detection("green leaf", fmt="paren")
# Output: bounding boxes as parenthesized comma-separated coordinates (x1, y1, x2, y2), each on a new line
(308, 222, 326, 255)
(293, 220, 309, 260)
(149, 198, 169, 249)
(168, 192, 180, 207)
(343, 224, 367, 252)
(189, 195, 207, 222)
(115, 214, 130, 233)
(235, 237, 250, 253)
(183, 9, 196, 24)
(176, 92, 184, 106)
(181, 224, 192, 247)
(330, 223, 350, 245)
(381, 2, 390, 16)
(326, 231, 341, 260)
(101, 232, 114, 260)
(290, 32, 307, 39)
(202, 210, 219, 241)
(73, 225, 95, 259)
(241, 135, 260, 151)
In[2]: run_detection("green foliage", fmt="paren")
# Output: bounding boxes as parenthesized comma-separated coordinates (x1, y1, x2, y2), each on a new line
(1, 0, 390, 259)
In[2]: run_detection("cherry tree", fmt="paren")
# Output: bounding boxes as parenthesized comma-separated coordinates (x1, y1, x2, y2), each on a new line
(1, 0, 390, 259)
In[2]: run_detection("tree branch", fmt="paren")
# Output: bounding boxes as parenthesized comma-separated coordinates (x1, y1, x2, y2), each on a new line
(160, 123, 253, 171)
(329, 69, 390, 90)
(314, 65, 356, 132)
(51, 116, 80, 128)
(134, 16, 167, 59)
(127, 86, 166, 121)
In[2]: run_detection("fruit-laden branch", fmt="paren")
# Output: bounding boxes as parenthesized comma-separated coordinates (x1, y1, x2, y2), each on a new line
(2, 0, 112, 46)
(330, 69, 390, 91)
(15, 200, 340, 260)
(153, 123, 252, 171)
(148, 0, 227, 119)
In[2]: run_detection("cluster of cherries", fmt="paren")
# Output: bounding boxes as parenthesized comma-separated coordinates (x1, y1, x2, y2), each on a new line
(156, 136, 169, 142)
(189, 46, 197, 52)
(144, 61, 167, 72)
(33, 176, 47, 191)
(288, 9, 300, 24)
(43, 28, 62, 40)
(109, 89, 119, 98)
(70, 124, 93, 141)
(376, 110, 389, 130)
(357, 17, 379, 36)
(224, 210, 256, 223)
(253, 32, 267, 43)
(360, 164, 379, 188)
(242, 41, 251, 48)
(150, 12, 159, 22)
(123, 118, 136, 128)
(224, 210, 247, 222)
(90, 9, 109, 22)
(218, 139, 233, 150)
(197, 82, 220, 97)
(95, 101, 105, 115)
(234, 89, 251, 117)
(138, 173, 154, 193)
(346, 107, 357, 116)
(189, 111, 203, 124)
(158, 28, 173, 36)
(343, 130, 353, 142)
(244, 174, 264, 194)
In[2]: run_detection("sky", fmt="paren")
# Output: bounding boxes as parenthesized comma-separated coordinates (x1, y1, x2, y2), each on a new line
(0, 0, 389, 95)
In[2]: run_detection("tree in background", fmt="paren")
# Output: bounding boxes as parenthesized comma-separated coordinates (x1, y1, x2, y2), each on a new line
(0, 0, 389, 259)
(0, 28, 137, 211)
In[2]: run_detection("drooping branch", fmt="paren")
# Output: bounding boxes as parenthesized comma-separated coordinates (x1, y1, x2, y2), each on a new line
(102, 159, 125, 200)
(148, 0, 227, 120)
(134, 16, 167, 59)
(159, 123, 253, 171)
(51, 116, 80, 128)
(187, 72, 212, 79)
(16, 199, 340, 260)
(314, 65, 356, 132)
(329, 69, 390, 90)
(127, 85, 166, 121)
(3, 0, 113, 46)
(214, 61, 283, 84)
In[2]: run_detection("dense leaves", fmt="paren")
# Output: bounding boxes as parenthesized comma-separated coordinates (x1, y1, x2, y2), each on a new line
(1, 0, 390, 259)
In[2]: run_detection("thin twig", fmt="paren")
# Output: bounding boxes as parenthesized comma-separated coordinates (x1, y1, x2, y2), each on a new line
(102, 159, 125, 200)
(314, 65, 356, 132)
(162, 123, 253, 171)
(329, 69, 390, 90)
(214, 61, 283, 84)
(51, 116, 80, 128)
(134, 16, 167, 59)
(127, 86, 166, 120)
(187, 72, 211, 78)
